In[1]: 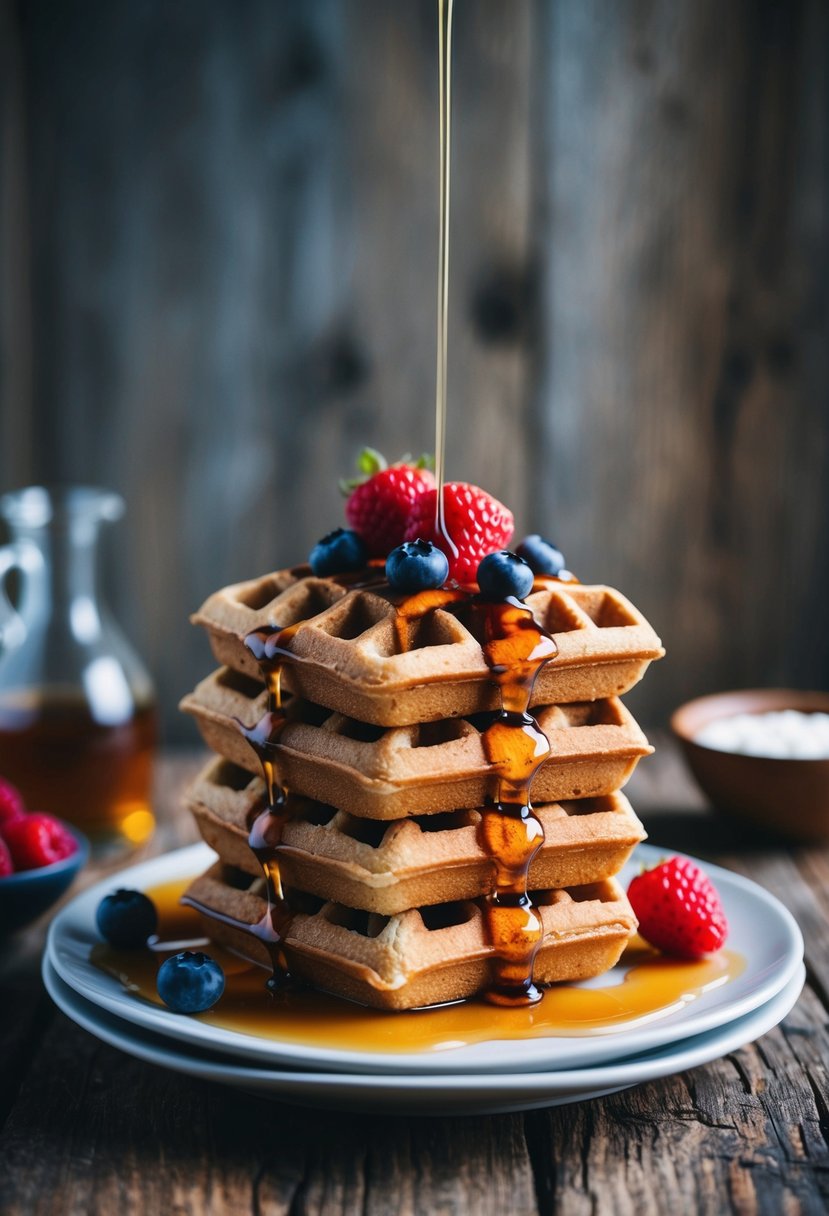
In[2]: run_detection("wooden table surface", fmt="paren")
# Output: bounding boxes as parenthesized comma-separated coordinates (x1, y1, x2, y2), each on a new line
(2, 742, 828, 1216)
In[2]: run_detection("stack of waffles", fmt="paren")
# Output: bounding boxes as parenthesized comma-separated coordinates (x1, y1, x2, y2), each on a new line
(179, 568, 664, 1010)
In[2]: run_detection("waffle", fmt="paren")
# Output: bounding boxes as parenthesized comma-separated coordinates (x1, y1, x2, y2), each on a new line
(180, 670, 652, 817)
(184, 756, 647, 914)
(191, 569, 664, 726)
(183, 861, 638, 1010)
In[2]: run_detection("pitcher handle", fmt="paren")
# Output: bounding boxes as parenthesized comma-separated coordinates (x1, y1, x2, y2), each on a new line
(0, 541, 44, 652)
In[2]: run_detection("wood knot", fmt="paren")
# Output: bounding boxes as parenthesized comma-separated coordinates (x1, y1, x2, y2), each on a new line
(471, 267, 536, 345)
(313, 334, 369, 398)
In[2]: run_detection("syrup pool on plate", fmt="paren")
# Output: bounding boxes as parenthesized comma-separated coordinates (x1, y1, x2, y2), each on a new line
(90, 875, 745, 1053)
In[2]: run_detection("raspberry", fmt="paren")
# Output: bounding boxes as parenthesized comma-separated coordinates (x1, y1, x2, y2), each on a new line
(404, 482, 514, 584)
(3, 813, 78, 872)
(0, 835, 13, 878)
(0, 778, 26, 831)
(627, 856, 728, 959)
(344, 449, 435, 558)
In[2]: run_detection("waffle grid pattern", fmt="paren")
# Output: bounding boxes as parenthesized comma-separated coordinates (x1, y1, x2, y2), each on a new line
(181, 567, 662, 1008)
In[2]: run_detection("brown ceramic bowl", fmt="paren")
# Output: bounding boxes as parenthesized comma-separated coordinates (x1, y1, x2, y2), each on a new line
(671, 689, 829, 842)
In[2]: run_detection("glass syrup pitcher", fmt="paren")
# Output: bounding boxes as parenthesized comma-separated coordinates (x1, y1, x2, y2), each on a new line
(0, 486, 157, 850)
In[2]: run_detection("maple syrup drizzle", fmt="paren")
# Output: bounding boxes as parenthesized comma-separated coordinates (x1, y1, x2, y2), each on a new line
(477, 600, 557, 1005)
(202, 0, 567, 1000)
(94, 876, 747, 1048)
(390, 584, 558, 1005)
(232, 567, 565, 1007)
(227, 621, 309, 981)
(433, 0, 458, 561)
(392, 585, 467, 652)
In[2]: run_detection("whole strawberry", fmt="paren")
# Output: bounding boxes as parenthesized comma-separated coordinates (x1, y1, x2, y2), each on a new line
(628, 856, 728, 959)
(404, 482, 514, 584)
(343, 449, 435, 558)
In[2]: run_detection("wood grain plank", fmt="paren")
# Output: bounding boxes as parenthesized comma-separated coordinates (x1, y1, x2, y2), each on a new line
(3, 754, 829, 1214)
(719, 851, 829, 1001)
(523, 983, 829, 1216)
(0, 1012, 539, 1216)
(534, 0, 829, 726)
(2, 0, 827, 737)
(0, 0, 33, 492)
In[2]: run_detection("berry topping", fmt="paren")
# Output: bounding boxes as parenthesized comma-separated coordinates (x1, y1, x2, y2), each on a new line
(515, 534, 566, 578)
(627, 856, 729, 959)
(343, 449, 435, 558)
(0, 778, 26, 831)
(0, 835, 13, 878)
(386, 539, 450, 593)
(3, 813, 77, 872)
(476, 550, 534, 601)
(404, 482, 514, 584)
(308, 528, 368, 577)
(157, 950, 225, 1014)
(96, 888, 158, 948)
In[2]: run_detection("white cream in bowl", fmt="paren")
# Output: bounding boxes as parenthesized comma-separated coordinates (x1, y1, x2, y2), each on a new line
(695, 710, 829, 760)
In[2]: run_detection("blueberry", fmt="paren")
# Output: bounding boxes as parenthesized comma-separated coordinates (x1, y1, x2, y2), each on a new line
(515, 534, 566, 577)
(156, 951, 225, 1014)
(477, 550, 534, 601)
(308, 528, 367, 577)
(96, 888, 158, 948)
(385, 539, 449, 592)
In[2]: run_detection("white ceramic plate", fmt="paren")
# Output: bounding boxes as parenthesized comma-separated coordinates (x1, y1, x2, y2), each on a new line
(47, 842, 804, 1075)
(43, 956, 805, 1115)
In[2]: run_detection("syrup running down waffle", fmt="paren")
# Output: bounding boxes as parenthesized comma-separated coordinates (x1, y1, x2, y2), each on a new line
(180, 675, 652, 816)
(191, 569, 664, 726)
(179, 561, 662, 1009)
(184, 756, 646, 914)
(182, 860, 638, 1011)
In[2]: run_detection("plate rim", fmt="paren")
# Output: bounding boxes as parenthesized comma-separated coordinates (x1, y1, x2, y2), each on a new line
(42, 954, 805, 1111)
(46, 840, 805, 1076)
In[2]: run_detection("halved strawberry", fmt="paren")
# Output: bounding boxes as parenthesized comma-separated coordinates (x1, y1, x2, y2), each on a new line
(627, 856, 728, 959)
(343, 449, 435, 558)
(404, 482, 514, 584)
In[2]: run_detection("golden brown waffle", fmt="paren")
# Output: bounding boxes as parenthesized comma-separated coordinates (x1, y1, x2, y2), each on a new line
(180, 671, 652, 817)
(185, 757, 647, 914)
(191, 569, 663, 726)
(183, 861, 638, 1010)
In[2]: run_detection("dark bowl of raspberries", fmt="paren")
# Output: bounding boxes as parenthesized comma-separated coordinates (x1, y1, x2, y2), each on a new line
(0, 778, 89, 933)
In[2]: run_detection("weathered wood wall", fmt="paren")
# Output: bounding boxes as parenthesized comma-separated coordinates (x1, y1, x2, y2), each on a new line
(1, 0, 827, 741)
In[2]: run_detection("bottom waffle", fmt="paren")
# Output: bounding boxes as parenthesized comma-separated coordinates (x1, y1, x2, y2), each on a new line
(184, 758, 646, 915)
(182, 862, 638, 1011)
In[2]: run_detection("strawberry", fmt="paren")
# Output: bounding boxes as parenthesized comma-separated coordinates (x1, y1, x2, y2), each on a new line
(3, 813, 77, 871)
(0, 835, 13, 878)
(628, 856, 728, 959)
(0, 777, 26, 831)
(343, 449, 435, 558)
(404, 482, 514, 584)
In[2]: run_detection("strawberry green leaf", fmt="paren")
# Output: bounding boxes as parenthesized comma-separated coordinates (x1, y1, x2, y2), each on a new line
(357, 447, 387, 476)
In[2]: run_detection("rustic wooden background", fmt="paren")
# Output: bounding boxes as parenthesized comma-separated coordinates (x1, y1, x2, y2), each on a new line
(1, 0, 827, 742)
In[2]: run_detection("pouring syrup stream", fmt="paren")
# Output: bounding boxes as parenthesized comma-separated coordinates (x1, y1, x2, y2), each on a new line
(183, 0, 589, 1009)
(434, 0, 458, 562)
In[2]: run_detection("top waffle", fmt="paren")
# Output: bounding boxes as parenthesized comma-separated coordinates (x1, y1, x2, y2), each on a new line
(192, 567, 663, 727)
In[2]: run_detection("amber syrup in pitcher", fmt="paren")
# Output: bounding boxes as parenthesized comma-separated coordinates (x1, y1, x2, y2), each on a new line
(0, 691, 156, 845)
